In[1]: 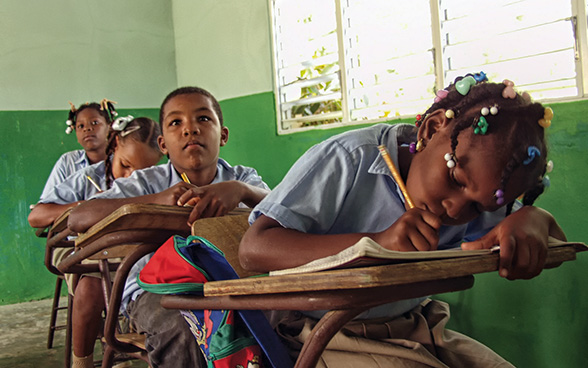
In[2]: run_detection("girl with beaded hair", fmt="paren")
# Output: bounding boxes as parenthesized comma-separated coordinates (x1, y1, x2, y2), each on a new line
(34, 99, 117, 207)
(240, 73, 566, 367)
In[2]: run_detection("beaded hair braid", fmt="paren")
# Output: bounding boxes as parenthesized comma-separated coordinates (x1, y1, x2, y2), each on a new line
(422, 75, 548, 213)
(103, 117, 162, 188)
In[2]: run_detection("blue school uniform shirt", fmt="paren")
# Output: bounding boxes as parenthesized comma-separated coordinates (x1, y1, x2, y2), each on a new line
(86, 159, 270, 315)
(39, 150, 92, 202)
(251, 123, 506, 319)
(39, 161, 108, 204)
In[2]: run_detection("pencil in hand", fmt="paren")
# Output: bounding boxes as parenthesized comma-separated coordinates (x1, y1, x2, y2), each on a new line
(377, 145, 414, 209)
(180, 172, 191, 184)
(180, 172, 194, 207)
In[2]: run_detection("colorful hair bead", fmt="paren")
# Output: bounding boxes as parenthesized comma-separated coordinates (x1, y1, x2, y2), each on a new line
(415, 113, 425, 127)
(473, 116, 488, 135)
(523, 146, 540, 165)
(434, 89, 449, 103)
(473, 71, 487, 83)
(546, 160, 554, 173)
(445, 109, 455, 119)
(455, 75, 476, 96)
(494, 189, 505, 205)
(65, 101, 77, 134)
(409, 138, 425, 154)
(444, 152, 456, 168)
(409, 142, 416, 154)
(502, 79, 516, 99)
(538, 107, 553, 128)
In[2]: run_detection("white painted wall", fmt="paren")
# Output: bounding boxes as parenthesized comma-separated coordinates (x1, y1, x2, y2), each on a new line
(171, 0, 274, 101)
(0, 0, 177, 110)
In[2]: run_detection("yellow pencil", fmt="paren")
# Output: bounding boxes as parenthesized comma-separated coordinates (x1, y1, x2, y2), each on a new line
(377, 145, 414, 209)
(180, 172, 191, 184)
(180, 172, 194, 207)
(86, 175, 103, 193)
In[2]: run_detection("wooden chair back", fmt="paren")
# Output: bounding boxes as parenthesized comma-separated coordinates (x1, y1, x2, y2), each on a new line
(190, 208, 257, 278)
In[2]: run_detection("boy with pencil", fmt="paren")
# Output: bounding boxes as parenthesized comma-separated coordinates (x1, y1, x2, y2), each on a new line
(69, 86, 270, 368)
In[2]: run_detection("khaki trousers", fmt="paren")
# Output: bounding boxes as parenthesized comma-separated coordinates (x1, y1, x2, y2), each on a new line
(276, 299, 515, 368)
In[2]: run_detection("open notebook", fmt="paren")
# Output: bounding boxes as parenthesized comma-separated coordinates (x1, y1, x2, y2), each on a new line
(269, 236, 584, 276)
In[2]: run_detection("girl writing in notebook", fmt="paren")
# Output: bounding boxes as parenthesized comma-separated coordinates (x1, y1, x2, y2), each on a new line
(240, 73, 566, 367)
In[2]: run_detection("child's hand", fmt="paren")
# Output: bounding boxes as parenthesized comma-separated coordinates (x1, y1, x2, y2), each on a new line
(374, 208, 441, 251)
(151, 182, 193, 205)
(462, 206, 566, 280)
(177, 181, 245, 225)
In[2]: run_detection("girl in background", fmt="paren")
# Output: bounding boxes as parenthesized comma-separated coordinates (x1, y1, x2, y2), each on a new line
(35, 100, 117, 206)
(28, 116, 162, 368)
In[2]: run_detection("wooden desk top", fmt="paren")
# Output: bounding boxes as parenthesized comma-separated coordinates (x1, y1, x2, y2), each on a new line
(203, 243, 585, 297)
(75, 203, 192, 247)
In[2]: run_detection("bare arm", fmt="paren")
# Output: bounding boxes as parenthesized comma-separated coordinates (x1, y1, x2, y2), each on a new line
(239, 215, 368, 273)
(28, 202, 81, 229)
(239, 207, 442, 273)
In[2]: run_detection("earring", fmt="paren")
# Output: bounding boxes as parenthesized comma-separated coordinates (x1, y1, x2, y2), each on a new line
(409, 139, 425, 154)
(444, 153, 456, 168)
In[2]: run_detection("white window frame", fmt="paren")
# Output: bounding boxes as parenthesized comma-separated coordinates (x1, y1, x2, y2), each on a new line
(269, 0, 588, 135)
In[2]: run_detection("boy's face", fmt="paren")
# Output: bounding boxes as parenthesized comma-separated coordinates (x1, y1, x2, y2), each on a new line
(75, 108, 109, 152)
(406, 115, 527, 226)
(158, 93, 229, 177)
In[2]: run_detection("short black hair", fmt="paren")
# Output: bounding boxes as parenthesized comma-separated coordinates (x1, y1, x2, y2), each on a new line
(159, 86, 224, 126)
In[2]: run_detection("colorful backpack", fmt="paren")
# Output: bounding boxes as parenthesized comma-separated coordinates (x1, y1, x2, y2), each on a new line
(138, 235, 293, 368)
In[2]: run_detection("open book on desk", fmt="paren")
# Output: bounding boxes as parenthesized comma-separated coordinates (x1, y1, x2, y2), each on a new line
(270, 236, 586, 276)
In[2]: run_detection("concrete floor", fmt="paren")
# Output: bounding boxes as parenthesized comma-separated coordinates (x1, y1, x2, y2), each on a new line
(0, 298, 147, 368)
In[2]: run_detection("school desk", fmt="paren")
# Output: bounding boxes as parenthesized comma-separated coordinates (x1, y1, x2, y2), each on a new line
(161, 240, 586, 368)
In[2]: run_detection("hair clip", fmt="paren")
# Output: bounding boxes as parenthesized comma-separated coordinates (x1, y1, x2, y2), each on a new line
(473, 71, 487, 83)
(455, 75, 476, 96)
(434, 89, 449, 103)
(538, 107, 553, 128)
(494, 189, 505, 205)
(444, 152, 456, 168)
(112, 115, 134, 132)
(502, 79, 516, 99)
(409, 138, 425, 154)
(445, 109, 455, 119)
(523, 146, 540, 165)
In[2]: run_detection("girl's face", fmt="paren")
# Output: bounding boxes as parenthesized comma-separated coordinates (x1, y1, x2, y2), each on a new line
(75, 108, 109, 153)
(111, 137, 162, 179)
(158, 93, 228, 182)
(406, 111, 528, 225)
